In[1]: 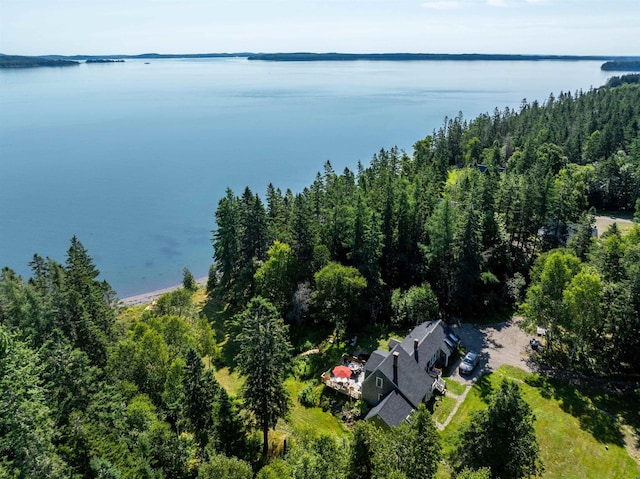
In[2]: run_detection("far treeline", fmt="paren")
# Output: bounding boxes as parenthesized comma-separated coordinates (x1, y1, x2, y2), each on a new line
(211, 73, 640, 376)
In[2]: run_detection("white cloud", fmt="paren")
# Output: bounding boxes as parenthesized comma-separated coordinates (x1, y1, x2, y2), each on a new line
(486, 0, 508, 7)
(422, 1, 462, 10)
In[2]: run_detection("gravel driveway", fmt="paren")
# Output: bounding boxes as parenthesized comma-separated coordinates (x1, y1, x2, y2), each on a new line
(447, 316, 533, 383)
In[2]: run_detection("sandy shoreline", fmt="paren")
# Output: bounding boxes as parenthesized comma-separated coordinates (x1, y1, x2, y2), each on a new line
(119, 277, 207, 307)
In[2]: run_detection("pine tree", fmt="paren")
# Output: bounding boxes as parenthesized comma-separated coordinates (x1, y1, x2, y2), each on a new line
(235, 297, 291, 457)
(183, 349, 218, 448)
(62, 236, 115, 366)
(213, 188, 241, 287)
(213, 386, 248, 459)
(453, 379, 542, 479)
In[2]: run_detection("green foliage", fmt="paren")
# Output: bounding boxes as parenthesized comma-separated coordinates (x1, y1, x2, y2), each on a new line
(0, 326, 66, 478)
(390, 282, 439, 327)
(375, 404, 441, 479)
(183, 349, 218, 448)
(198, 453, 253, 479)
(213, 385, 249, 459)
(286, 434, 349, 479)
(154, 288, 195, 317)
(256, 459, 292, 479)
(297, 382, 321, 407)
(183, 267, 197, 292)
(63, 236, 116, 366)
(254, 241, 298, 315)
(451, 379, 542, 479)
(455, 467, 492, 479)
(235, 297, 292, 456)
(349, 420, 378, 479)
(89, 457, 121, 479)
(311, 262, 367, 333)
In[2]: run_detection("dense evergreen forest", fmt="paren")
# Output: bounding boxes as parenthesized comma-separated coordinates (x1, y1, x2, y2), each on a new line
(211, 74, 640, 371)
(1, 75, 639, 478)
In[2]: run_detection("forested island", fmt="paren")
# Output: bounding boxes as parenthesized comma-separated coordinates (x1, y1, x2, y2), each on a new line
(85, 59, 125, 64)
(0, 54, 79, 68)
(246, 52, 638, 62)
(602, 60, 640, 72)
(1, 75, 639, 479)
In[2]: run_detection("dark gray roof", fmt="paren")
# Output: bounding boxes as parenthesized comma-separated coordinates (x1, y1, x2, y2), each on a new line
(388, 338, 402, 350)
(362, 320, 452, 426)
(374, 346, 434, 408)
(364, 350, 389, 372)
(399, 319, 452, 371)
(364, 390, 415, 428)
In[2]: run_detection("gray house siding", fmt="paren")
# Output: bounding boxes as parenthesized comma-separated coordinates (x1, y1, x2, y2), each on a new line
(361, 369, 394, 405)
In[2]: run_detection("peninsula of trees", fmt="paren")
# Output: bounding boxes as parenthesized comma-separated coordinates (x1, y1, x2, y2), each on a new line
(0, 54, 79, 68)
(601, 60, 640, 71)
(1, 74, 639, 479)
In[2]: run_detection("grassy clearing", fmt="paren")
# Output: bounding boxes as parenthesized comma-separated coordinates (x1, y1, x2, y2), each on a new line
(280, 378, 348, 439)
(594, 214, 634, 235)
(444, 378, 467, 396)
(442, 365, 639, 479)
(214, 366, 244, 397)
(433, 395, 458, 425)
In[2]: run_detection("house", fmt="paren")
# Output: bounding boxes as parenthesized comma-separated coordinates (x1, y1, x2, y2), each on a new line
(361, 320, 454, 428)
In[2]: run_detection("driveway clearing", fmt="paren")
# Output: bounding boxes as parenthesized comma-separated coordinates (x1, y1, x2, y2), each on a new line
(436, 316, 534, 429)
(449, 316, 533, 383)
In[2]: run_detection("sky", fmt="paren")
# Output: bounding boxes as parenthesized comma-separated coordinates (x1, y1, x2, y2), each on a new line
(1, 0, 639, 56)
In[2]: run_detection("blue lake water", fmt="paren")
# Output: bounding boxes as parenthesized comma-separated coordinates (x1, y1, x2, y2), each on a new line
(0, 58, 612, 297)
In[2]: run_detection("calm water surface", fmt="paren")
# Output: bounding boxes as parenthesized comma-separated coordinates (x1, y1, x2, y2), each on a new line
(0, 58, 612, 296)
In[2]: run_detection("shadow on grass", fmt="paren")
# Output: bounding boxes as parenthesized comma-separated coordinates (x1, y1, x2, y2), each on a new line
(525, 374, 629, 447)
(476, 372, 495, 403)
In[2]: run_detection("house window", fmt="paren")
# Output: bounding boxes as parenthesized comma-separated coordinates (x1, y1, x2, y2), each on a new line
(378, 393, 383, 402)
(429, 352, 438, 368)
(375, 377, 383, 389)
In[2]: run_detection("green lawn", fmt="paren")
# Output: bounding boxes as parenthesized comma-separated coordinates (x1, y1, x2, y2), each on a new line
(594, 214, 635, 235)
(214, 366, 244, 396)
(442, 366, 639, 479)
(281, 378, 349, 439)
(433, 395, 458, 425)
(444, 378, 467, 396)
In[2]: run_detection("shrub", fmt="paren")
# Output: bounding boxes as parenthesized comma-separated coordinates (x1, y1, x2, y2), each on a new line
(298, 382, 320, 407)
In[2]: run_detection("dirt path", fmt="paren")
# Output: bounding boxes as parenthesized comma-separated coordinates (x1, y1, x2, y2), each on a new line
(437, 384, 472, 430)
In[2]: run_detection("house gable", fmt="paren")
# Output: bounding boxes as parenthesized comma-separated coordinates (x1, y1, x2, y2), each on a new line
(362, 320, 453, 427)
(364, 390, 415, 428)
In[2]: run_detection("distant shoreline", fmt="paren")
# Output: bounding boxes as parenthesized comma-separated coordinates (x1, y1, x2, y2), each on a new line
(119, 277, 207, 307)
(6, 52, 640, 62)
(246, 53, 640, 62)
(5, 52, 640, 70)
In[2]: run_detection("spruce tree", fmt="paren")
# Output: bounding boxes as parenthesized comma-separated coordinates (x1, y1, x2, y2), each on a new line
(235, 297, 291, 457)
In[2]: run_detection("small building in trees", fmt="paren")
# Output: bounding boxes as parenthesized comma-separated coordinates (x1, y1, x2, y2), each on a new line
(362, 320, 454, 428)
